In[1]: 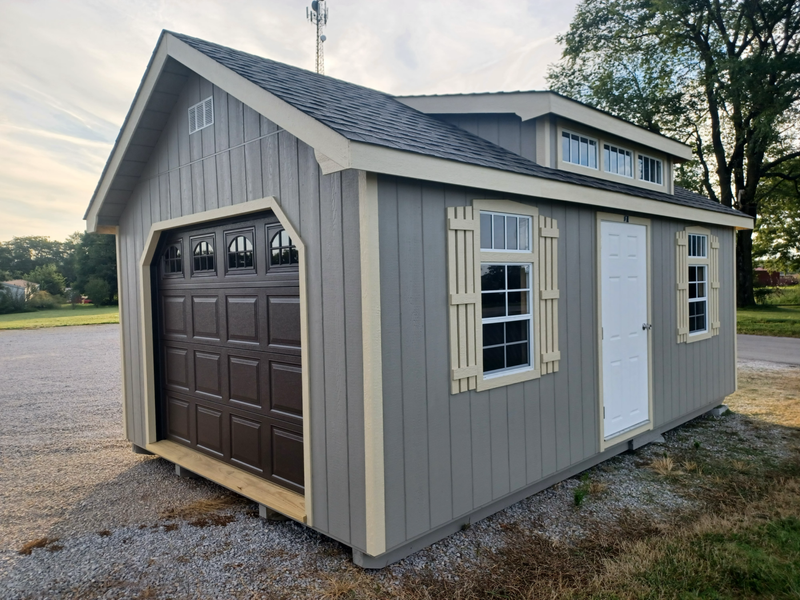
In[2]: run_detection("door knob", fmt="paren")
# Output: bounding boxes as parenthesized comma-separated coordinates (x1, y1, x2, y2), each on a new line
(642, 323, 652, 330)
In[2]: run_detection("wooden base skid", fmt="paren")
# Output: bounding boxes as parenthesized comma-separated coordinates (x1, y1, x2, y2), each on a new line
(146, 440, 306, 523)
(353, 398, 722, 568)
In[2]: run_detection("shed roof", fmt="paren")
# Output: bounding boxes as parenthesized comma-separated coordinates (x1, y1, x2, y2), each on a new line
(85, 32, 751, 230)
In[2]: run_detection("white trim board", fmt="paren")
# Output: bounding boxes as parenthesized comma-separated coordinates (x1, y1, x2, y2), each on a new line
(135, 197, 313, 526)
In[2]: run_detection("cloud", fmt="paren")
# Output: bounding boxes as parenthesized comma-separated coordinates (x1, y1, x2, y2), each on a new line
(0, 0, 579, 241)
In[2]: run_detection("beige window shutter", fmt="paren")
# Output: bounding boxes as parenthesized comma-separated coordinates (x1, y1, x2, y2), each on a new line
(447, 206, 479, 394)
(710, 235, 721, 335)
(676, 231, 689, 343)
(539, 216, 560, 374)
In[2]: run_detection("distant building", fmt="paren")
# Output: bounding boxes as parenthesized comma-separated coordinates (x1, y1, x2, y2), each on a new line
(1, 280, 38, 301)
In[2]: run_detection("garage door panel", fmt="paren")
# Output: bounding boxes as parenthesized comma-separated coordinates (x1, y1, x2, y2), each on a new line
(267, 295, 301, 353)
(194, 350, 223, 398)
(230, 415, 264, 473)
(162, 295, 188, 337)
(269, 361, 303, 423)
(226, 295, 261, 345)
(228, 355, 262, 409)
(196, 404, 225, 458)
(167, 396, 192, 444)
(271, 426, 305, 493)
(191, 295, 221, 341)
(164, 346, 191, 391)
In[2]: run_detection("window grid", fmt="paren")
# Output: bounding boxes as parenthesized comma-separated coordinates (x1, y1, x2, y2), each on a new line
(270, 229, 299, 266)
(227, 235, 254, 270)
(638, 154, 663, 184)
(164, 244, 182, 274)
(481, 263, 533, 375)
(603, 144, 633, 178)
(193, 240, 215, 272)
(562, 131, 598, 169)
(689, 264, 707, 334)
(688, 233, 707, 258)
(479, 211, 531, 251)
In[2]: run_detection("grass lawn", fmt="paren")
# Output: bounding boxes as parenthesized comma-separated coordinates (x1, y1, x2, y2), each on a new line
(738, 305, 800, 338)
(0, 304, 119, 330)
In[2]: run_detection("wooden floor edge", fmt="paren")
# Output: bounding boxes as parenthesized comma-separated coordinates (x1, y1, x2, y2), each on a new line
(146, 440, 307, 524)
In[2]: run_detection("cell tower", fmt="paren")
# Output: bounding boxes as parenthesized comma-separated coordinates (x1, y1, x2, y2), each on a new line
(306, 0, 329, 75)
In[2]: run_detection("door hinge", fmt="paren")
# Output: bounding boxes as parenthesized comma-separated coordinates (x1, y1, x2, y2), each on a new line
(603, 406, 606, 418)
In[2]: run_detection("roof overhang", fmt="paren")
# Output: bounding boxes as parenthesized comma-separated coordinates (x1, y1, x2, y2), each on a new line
(396, 92, 694, 163)
(87, 34, 749, 233)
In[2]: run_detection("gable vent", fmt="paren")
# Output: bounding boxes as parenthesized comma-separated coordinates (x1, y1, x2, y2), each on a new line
(188, 97, 214, 134)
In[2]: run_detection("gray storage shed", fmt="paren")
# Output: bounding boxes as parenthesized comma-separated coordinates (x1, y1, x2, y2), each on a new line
(85, 31, 753, 567)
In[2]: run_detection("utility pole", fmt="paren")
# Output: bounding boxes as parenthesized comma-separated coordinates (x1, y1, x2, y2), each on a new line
(306, 0, 329, 74)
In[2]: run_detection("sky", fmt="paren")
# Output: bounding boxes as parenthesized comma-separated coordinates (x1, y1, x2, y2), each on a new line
(0, 0, 580, 242)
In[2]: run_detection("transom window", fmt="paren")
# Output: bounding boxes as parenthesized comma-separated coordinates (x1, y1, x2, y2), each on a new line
(688, 233, 707, 258)
(603, 144, 633, 178)
(164, 244, 182, 274)
(270, 229, 298, 266)
(638, 154, 663, 184)
(479, 211, 531, 251)
(689, 265, 707, 334)
(228, 235, 254, 270)
(562, 131, 598, 169)
(481, 264, 532, 375)
(193, 240, 215, 272)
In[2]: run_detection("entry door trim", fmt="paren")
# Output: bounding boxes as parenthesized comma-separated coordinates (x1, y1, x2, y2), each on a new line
(136, 196, 312, 525)
(596, 212, 654, 451)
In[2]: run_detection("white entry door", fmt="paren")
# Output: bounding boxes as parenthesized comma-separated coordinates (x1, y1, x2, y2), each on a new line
(601, 220, 650, 440)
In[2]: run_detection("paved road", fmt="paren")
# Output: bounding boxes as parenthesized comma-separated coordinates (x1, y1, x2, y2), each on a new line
(738, 334, 800, 366)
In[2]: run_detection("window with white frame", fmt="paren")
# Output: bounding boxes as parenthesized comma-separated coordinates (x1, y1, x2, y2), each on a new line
(480, 264, 532, 375)
(688, 233, 708, 334)
(604, 144, 633, 178)
(561, 131, 598, 169)
(479, 212, 531, 251)
(638, 154, 663, 184)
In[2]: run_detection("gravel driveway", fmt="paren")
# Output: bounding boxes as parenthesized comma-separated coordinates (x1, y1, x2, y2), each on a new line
(1, 325, 796, 599)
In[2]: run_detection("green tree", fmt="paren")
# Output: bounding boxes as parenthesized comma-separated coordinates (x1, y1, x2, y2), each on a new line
(548, 0, 800, 306)
(84, 277, 111, 306)
(753, 159, 800, 272)
(0, 236, 71, 281)
(73, 233, 117, 302)
(24, 264, 66, 296)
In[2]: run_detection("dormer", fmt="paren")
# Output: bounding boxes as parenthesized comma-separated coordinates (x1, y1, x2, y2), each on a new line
(396, 91, 693, 196)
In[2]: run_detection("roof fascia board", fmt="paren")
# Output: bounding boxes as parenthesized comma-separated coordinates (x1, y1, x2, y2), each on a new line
(85, 38, 170, 233)
(165, 34, 352, 168)
(397, 93, 694, 162)
(348, 142, 752, 230)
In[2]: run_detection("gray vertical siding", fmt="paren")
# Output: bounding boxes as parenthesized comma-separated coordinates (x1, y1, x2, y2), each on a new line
(435, 114, 537, 163)
(116, 72, 366, 550)
(377, 174, 736, 552)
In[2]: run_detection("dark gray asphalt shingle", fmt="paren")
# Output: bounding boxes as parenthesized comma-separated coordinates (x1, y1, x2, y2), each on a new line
(171, 32, 748, 220)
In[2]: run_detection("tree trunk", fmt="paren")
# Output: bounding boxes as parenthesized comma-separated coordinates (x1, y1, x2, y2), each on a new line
(736, 229, 755, 308)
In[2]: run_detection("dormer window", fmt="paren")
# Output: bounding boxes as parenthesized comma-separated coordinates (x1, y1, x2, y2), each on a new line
(603, 144, 633, 178)
(638, 154, 663, 185)
(562, 131, 597, 169)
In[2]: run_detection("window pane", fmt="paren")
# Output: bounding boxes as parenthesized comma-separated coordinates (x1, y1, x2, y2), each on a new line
(689, 282, 697, 299)
(519, 217, 529, 251)
(481, 265, 505, 291)
(689, 265, 697, 282)
(483, 346, 505, 373)
(697, 265, 706, 281)
(271, 249, 281, 265)
(580, 138, 588, 166)
(698, 282, 706, 298)
(506, 216, 518, 250)
(507, 291, 528, 316)
(480, 213, 492, 249)
(493, 215, 505, 250)
(482, 293, 506, 318)
(483, 323, 504, 347)
(506, 341, 529, 369)
(604, 145, 610, 171)
(589, 140, 597, 168)
(562, 132, 570, 162)
(507, 265, 527, 290)
(506, 320, 528, 343)
(571, 134, 579, 164)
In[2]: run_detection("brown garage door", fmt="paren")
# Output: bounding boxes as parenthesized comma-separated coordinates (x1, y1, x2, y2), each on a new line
(153, 212, 304, 494)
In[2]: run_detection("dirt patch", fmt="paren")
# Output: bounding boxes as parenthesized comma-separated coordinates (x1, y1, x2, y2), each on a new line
(18, 538, 62, 556)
